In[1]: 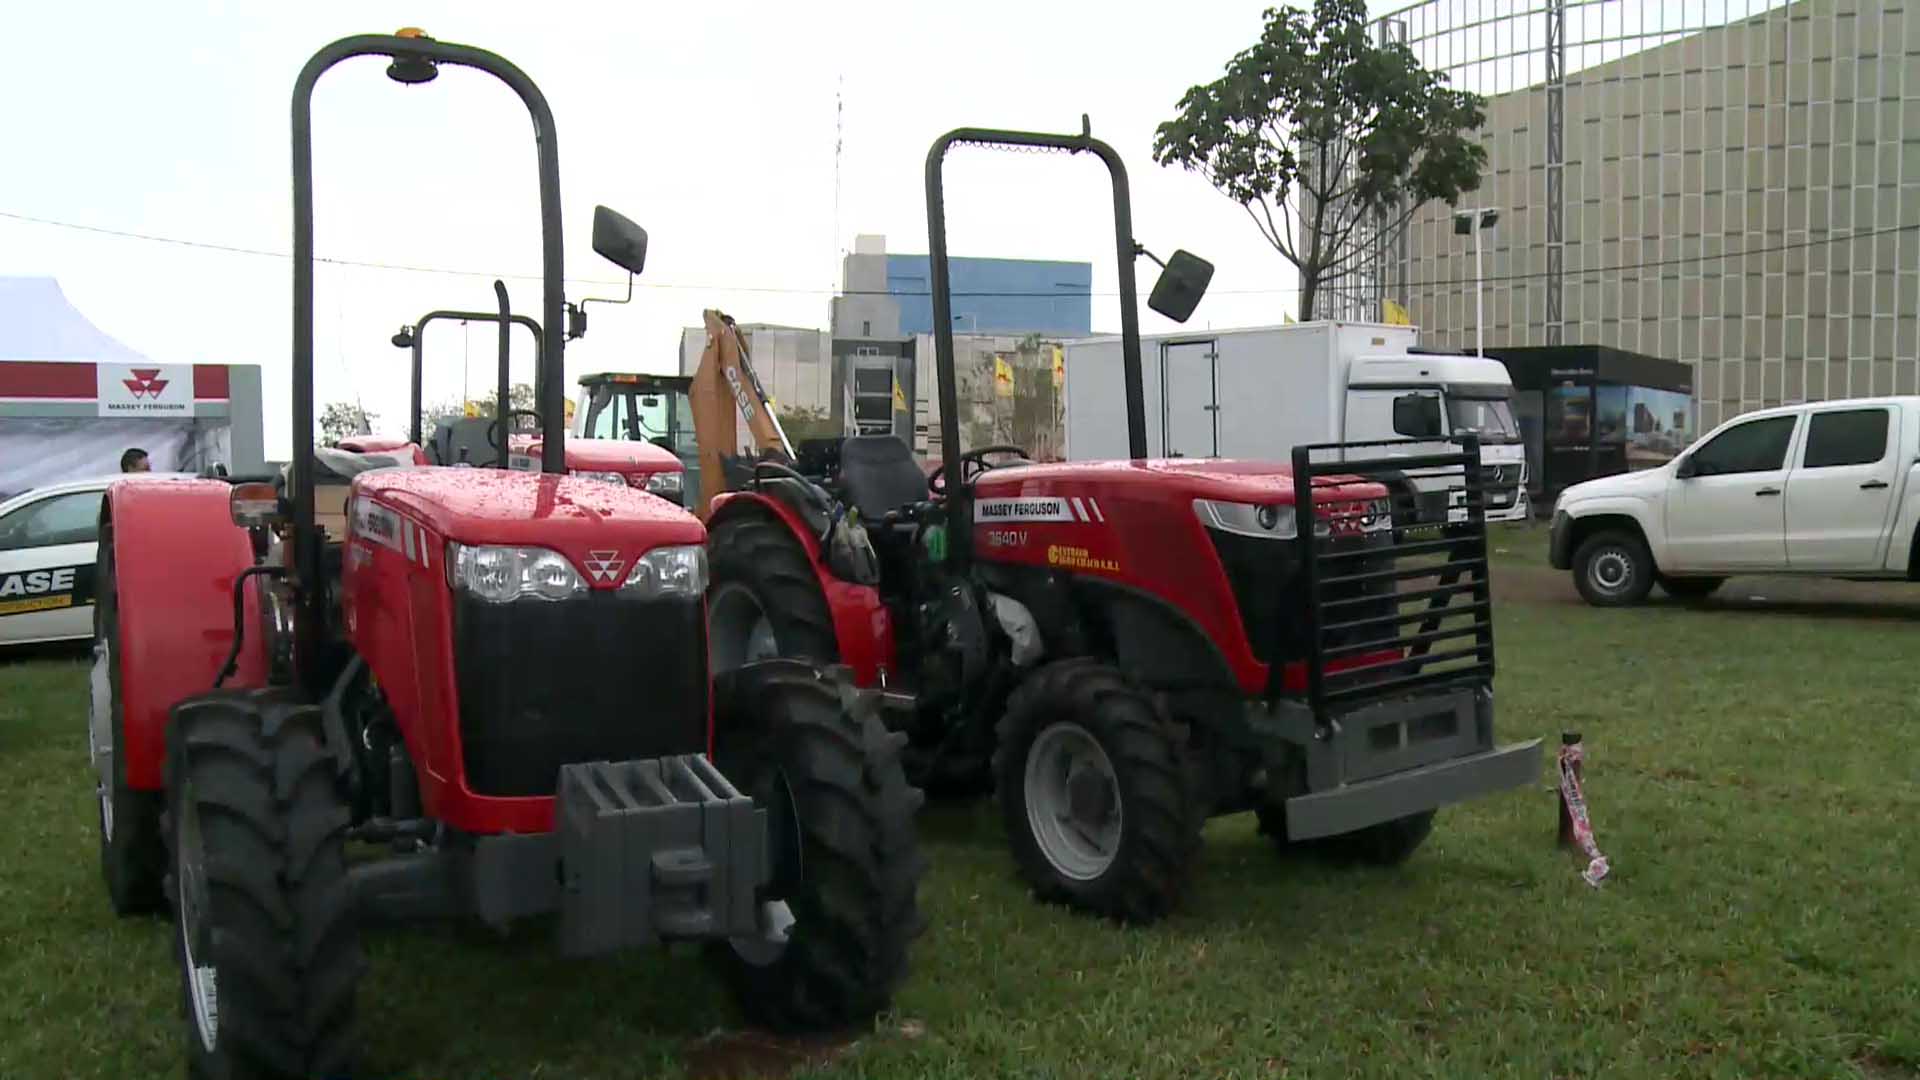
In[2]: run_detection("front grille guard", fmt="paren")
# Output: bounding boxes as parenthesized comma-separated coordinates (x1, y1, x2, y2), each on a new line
(1288, 435, 1495, 727)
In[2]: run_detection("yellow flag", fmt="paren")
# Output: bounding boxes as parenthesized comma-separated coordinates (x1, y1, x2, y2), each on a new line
(563, 397, 576, 424)
(1383, 298, 1413, 326)
(1051, 344, 1065, 389)
(994, 356, 1015, 398)
(463, 400, 480, 418)
(892, 378, 908, 411)
(1282, 312, 1295, 324)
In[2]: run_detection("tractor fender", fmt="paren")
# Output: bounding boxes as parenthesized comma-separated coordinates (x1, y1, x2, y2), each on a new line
(709, 491, 897, 686)
(104, 478, 267, 791)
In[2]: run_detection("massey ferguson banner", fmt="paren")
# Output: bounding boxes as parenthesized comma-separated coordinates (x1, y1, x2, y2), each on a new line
(96, 362, 195, 417)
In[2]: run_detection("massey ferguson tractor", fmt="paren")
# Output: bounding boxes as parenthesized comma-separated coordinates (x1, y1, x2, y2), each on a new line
(340, 304, 688, 501)
(704, 120, 1541, 923)
(85, 32, 922, 1078)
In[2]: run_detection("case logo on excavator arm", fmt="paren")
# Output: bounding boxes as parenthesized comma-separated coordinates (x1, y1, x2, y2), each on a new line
(723, 366, 758, 421)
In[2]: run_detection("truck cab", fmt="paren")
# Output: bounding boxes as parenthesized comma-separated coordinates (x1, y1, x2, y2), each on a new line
(1347, 352, 1529, 523)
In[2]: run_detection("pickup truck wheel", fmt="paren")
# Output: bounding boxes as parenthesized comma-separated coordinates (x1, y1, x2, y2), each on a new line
(1661, 575, 1724, 600)
(1572, 530, 1654, 606)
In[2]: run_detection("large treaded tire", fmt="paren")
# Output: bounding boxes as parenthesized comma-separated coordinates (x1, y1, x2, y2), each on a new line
(710, 661, 927, 1033)
(93, 521, 166, 916)
(708, 512, 839, 673)
(165, 691, 363, 1080)
(994, 659, 1202, 924)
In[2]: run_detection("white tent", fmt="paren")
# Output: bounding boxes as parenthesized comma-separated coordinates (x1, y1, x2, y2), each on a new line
(0, 277, 263, 499)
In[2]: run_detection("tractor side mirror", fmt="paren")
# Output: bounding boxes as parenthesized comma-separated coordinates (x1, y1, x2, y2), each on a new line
(1147, 249, 1215, 323)
(592, 205, 648, 276)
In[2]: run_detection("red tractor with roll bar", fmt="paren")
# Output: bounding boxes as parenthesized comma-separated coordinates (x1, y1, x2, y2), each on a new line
(86, 31, 923, 1078)
(341, 304, 689, 502)
(704, 119, 1542, 923)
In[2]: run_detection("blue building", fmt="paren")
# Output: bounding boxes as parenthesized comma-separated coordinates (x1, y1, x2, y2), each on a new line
(831, 235, 1091, 341)
(884, 254, 1091, 337)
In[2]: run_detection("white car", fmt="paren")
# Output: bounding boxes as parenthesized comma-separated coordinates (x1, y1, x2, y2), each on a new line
(0, 476, 126, 646)
(1550, 396, 1920, 605)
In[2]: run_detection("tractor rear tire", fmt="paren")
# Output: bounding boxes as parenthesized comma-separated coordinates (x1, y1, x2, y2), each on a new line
(995, 659, 1202, 924)
(165, 691, 363, 1080)
(707, 513, 839, 674)
(92, 524, 166, 916)
(710, 661, 927, 1033)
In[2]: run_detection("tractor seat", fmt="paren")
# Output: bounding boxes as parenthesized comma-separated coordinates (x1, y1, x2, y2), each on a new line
(282, 447, 416, 541)
(837, 436, 929, 522)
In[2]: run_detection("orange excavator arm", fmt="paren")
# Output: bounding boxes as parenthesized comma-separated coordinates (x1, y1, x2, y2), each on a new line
(688, 308, 795, 518)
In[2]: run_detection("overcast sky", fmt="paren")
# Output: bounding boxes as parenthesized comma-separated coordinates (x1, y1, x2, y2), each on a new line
(0, 2, 1331, 457)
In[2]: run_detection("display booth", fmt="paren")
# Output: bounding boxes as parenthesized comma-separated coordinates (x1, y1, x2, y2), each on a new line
(0, 277, 264, 499)
(1486, 344, 1695, 509)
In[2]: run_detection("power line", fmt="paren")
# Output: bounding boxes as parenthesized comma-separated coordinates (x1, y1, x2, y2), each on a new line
(7, 206, 1918, 300)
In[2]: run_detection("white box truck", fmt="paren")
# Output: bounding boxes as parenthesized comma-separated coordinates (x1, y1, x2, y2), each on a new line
(1062, 321, 1529, 522)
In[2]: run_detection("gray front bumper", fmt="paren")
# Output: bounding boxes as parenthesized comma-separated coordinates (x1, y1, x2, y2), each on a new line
(1284, 737, 1543, 841)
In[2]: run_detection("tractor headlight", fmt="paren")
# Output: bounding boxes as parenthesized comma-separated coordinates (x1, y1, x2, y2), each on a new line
(569, 469, 626, 486)
(620, 544, 707, 599)
(641, 471, 683, 496)
(1194, 498, 1300, 539)
(446, 543, 588, 603)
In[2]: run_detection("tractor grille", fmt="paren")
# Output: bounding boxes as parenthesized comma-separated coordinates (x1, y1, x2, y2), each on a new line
(1205, 530, 1397, 669)
(1290, 437, 1496, 717)
(452, 592, 708, 798)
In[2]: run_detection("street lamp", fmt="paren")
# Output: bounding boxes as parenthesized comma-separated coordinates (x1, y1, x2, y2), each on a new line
(1453, 207, 1499, 357)
(953, 313, 979, 333)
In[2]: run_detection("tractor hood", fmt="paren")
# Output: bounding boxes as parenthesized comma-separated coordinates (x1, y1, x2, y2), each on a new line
(510, 435, 683, 474)
(973, 458, 1388, 505)
(355, 468, 704, 558)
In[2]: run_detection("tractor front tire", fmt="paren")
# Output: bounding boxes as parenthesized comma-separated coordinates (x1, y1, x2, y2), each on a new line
(707, 513, 840, 674)
(1313, 810, 1436, 866)
(1255, 803, 1436, 866)
(165, 691, 363, 1080)
(711, 661, 927, 1033)
(995, 660, 1202, 924)
(92, 523, 166, 916)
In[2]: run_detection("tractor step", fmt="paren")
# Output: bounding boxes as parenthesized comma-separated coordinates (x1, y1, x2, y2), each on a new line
(555, 755, 768, 956)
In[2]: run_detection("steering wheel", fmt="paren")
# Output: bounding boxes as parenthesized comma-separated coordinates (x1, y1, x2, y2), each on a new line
(928, 444, 1031, 495)
(487, 409, 543, 450)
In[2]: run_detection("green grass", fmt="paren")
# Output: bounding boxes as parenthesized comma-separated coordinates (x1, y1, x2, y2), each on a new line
(2, 541, 1917, 1079)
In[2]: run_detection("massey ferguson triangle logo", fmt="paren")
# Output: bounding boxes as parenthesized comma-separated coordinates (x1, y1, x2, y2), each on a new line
(582, 550, 625, 583)
(122, 368, 170, 398)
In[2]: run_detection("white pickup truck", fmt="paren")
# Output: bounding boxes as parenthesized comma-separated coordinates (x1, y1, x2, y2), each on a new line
(1550, 396, 1920, 605)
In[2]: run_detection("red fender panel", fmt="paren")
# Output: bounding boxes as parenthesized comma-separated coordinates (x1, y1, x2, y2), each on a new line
(708, 491, 897, 686)
(106, 478, 267, 790)
(335, 437, 430, 465)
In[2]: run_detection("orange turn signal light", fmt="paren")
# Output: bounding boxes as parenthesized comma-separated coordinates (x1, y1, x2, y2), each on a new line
(230, 482, 282, 528)
(395, 26, 429, 39)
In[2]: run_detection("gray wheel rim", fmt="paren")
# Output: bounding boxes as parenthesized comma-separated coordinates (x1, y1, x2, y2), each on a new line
(1589, 548, 1633, 595)
(176, 783, 219, 1053)
(1023, 722, 1122, 882)
(709, 583, 779, 674)
(88, 639, 113, 842)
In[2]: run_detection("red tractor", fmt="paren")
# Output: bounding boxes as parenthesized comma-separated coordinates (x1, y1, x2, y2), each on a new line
(86, 32, 923, 1078)
(704, 121, 1541, 923)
